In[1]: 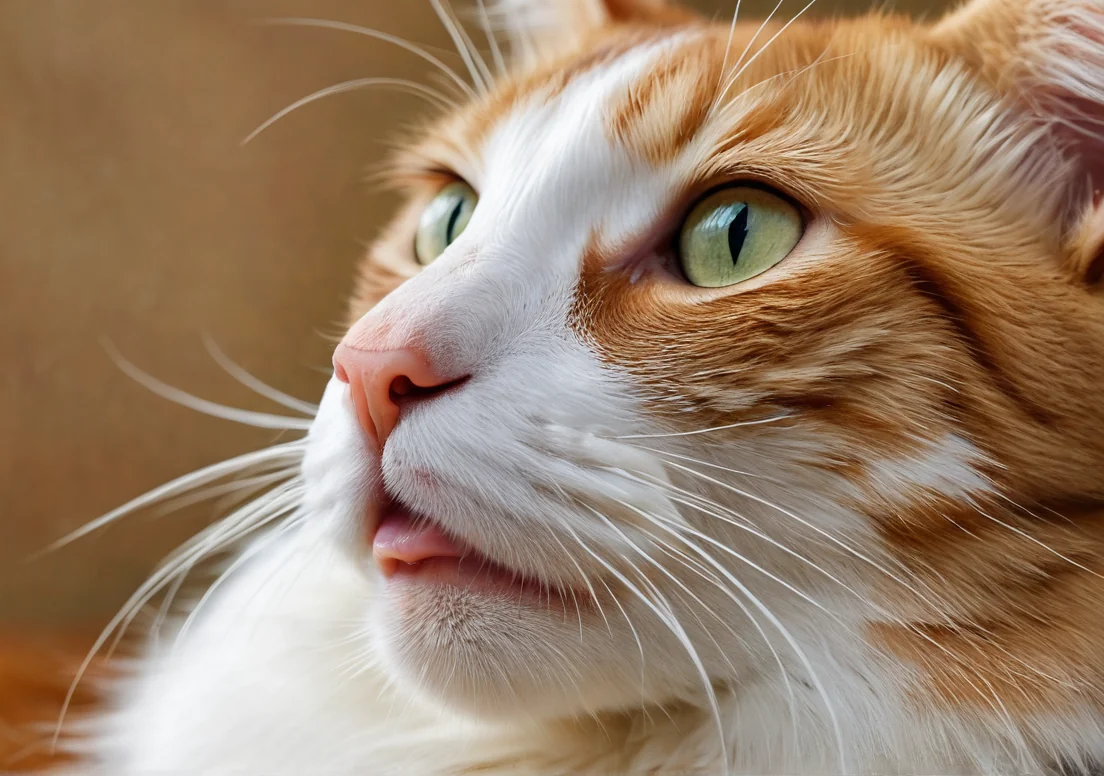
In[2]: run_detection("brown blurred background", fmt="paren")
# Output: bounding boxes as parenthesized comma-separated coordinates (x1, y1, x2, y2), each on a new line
(1, 0, 948, 631)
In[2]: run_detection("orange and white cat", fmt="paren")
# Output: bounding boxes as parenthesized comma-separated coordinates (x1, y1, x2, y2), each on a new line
(68, 0, 1104, 772)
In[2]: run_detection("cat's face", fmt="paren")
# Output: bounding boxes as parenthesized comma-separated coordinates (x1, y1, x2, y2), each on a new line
(302, 0, 1104, 723)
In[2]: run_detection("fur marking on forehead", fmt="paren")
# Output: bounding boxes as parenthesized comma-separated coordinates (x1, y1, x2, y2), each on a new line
(461, 34, 701, 255)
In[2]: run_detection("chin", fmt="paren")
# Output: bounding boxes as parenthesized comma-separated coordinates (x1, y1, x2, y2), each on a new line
(366, 526, 695, 720)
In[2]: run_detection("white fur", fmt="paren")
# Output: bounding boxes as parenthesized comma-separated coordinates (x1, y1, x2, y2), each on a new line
(73, 9, 1104, 775)
(860, 434, 994, 503)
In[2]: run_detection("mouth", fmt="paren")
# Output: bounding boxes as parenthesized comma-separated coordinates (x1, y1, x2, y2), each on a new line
(371, 503, 585, 605)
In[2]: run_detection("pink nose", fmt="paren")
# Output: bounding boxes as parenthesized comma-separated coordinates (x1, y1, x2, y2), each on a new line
(333, 343, 463, 447)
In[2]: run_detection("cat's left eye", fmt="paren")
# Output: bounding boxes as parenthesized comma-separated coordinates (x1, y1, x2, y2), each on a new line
(414, 181, 478, 266)
(678, 185, 803, 288)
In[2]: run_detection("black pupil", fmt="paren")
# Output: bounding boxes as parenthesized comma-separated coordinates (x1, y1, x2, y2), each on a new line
(445, 197, 465, 244)
(727, 204, 750, 265)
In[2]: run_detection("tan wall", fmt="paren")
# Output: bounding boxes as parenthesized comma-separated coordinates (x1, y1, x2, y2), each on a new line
(1, 0, 950, 627)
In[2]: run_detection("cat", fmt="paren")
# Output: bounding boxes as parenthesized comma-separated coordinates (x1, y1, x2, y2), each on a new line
(58, 0, 1104, 772)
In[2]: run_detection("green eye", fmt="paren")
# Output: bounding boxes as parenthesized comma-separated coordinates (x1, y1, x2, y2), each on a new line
(678, 185, 803, 288)
(414, 181, 478, 265)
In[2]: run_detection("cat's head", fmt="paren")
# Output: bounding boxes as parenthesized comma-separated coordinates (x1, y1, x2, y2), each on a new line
(302, 0, 1104, 729)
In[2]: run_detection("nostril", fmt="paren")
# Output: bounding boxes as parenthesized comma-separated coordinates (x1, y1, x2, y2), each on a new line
(332, 340, 468, 446)
(389, 375, 416, 399)
(388, 374, 470, 406)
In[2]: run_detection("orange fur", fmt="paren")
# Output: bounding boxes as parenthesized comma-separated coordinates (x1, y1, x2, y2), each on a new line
(29, 0, 1104, 772)
(360, 0, 1104, 732)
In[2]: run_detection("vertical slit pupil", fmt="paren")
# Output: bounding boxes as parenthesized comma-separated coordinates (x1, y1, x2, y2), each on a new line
(445, 198, 465, 244)
(727, 204, 750, 266)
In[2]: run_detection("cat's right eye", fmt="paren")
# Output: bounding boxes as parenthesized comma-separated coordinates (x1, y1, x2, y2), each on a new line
(414, 181, 478, 266)
(677, 184, 803, 288)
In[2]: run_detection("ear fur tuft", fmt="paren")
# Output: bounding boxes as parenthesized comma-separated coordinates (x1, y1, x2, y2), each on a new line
(935, 0, 1104, 282)
(488, 0, 695, 61)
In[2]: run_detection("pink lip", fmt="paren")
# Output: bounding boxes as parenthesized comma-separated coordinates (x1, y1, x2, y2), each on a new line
(370, 505, 581, 604)
(372, 508, 467, 578)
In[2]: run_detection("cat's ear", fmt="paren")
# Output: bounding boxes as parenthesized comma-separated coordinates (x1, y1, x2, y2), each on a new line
(491, 0, 696, 59)
(933, 0, 1104, 282)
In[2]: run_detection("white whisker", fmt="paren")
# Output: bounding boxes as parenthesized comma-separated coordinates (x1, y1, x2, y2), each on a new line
(53, 481, 304, 749)
(630, 457, 1036, 741)
(611, 413, 790, 440)
(587, 506, 779, 689)
(171, 513, 305, 651)
(976, 495, 1104, 580)
(473, 0, 506, 76)
(258, 18, 477, 100)
(713, 0, 785, 114)
(659, 458, 951, 620)
(613, 508, 800, 744)
(631, 444, 769, 481)
(104, 341, 313, 430)
(113, 484, 305, 657)
(714, 0, 743, 94)
(539, 523, 612, 638)
(35, 440, 306, 556)
(597, 576, 649, 706)
(610, 465, 891, 616)
(153, 467, 300, 518)
(717, 0, 822, 107)
(563, 525, 729, 769)
(430, 0, 492, 92)
(243, 76, 455, 146)
(612, 488, 840, 622)
(202, 339, 318, 417)
(147, 469, 301, 638)
(640, 510, 846, 774)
